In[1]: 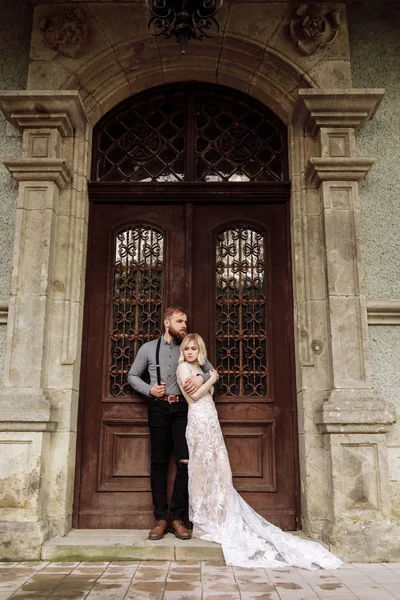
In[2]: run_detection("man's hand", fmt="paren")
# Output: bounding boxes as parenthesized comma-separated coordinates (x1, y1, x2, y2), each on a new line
(183, 375, 203, 395)
(150, 382, 166, 397)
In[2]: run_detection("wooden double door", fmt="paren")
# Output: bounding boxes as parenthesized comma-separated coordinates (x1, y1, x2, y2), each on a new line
(75, 195, 299, 530)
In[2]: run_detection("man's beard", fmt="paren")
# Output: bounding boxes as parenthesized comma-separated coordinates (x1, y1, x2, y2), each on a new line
(169, 324, 187, 342)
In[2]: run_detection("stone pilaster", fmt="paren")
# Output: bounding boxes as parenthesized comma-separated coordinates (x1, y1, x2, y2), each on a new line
(294, 89, 399, 560)
(0, 91, 89, 559)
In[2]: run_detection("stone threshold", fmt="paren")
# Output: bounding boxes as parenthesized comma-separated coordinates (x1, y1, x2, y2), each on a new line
(42, 529, 225, 562)
(42, 529, 316, 563)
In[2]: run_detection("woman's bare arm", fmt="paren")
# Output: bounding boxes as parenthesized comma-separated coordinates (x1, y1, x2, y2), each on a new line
(191, 369, 218, 401)
(177, 364, 218, 401)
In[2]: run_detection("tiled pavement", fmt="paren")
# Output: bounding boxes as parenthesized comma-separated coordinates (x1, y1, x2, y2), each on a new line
(0, 561, 400, 599)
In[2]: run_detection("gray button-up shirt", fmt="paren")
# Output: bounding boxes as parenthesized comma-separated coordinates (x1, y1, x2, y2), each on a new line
(127, 336, 213, 397)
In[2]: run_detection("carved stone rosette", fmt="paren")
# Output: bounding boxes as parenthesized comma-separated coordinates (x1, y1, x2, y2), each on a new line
(40, 8, 88, 58)
(290, 3, 340, 56)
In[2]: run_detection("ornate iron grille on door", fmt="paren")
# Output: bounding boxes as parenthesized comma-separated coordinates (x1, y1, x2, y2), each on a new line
(110, 225, 164, 396)
(93, 84, 287, 182)
(215, 225, 268, 397)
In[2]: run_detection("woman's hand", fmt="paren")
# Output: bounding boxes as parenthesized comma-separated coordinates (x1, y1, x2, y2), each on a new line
(209, 369, 218, 383)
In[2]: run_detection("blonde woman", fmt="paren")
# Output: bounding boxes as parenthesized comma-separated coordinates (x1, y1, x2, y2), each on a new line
(177, 333, 342, 570)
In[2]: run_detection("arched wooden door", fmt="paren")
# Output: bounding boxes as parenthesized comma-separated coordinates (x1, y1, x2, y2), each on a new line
(74, 83, 299, 530)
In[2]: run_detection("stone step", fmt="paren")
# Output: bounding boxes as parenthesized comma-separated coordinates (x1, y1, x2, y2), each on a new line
(42, 529, 225, 562)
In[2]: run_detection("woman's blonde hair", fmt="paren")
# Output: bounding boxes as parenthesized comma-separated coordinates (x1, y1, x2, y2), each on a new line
(179, 333, 207, 366)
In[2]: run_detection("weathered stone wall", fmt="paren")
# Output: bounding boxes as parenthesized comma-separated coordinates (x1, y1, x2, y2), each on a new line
(348, 0, 400, 520)
(0, 0, 32, 385)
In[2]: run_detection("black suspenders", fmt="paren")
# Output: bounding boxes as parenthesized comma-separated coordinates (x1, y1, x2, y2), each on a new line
(155, 337, 162, 385)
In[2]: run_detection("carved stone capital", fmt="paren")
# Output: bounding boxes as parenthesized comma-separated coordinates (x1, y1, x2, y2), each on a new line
(0, 91, 87, 136)
(293, 89, 385, 135)
(316, 389, 396, 434)
(306, 157, 375, 187)
(3, 158, 72, 188)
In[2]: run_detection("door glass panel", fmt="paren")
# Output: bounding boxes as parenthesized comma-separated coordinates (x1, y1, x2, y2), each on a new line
(109, 225, 164, 396)
(92, 84, 287, 183)
(215, 225, 267, 397)
(195, 89, 285, 182)
(95, 89, 186, 182)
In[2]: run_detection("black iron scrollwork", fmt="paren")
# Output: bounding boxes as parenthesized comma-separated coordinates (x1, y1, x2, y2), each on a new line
(109, 226, 164, 397)
(146, 0, 222, 54)
(215, 225, 268, 397)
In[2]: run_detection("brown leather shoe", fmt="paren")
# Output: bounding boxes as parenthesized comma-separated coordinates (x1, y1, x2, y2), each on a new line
(148, 519, 169, 540)
(170, 519, 191, 540)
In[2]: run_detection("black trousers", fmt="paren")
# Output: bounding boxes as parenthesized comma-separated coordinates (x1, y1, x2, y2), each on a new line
(148, 398, 189, 521)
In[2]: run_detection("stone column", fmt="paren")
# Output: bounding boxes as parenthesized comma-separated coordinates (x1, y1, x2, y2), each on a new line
(294, 90, 399, 560)
(0, 92, 89, 559)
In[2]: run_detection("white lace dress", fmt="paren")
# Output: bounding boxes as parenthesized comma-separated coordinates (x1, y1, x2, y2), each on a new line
(177, 362, 342, 571)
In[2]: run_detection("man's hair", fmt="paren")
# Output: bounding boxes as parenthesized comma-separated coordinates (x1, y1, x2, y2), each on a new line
(163, 306, 187, 321)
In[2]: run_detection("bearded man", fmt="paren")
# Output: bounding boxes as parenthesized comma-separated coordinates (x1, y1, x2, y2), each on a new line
(127, 306, 214, 541)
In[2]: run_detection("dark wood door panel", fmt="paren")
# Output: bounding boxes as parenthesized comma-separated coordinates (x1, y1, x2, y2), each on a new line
(77, 203, 186, 528)
(76, 198, 298, 530)
(191, 203, 297, 528)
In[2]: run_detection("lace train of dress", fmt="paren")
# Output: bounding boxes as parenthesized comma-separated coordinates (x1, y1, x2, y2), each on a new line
(178, 363, 342, 571)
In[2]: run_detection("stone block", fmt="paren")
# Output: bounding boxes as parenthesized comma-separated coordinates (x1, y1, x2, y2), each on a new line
(319, 128, 356, 159)
(86, 104, 103, 128)
(0, 521, 49, 561)
(328, 295, 370, 386)
(79, 56, 122, 97)
(306, 213, 329, 300)
(327, 522, 400, 563)
(0, 430, 50, 523)
(22, 129, 62, 160)
(42, 430, 77, 535)
(129, 68, 166, 97)
(341, 443, 380, 511)
(389, 481, 400, 523)
(307, 59, 352, 88)
(216, 72, 251, 96)
(249, 72, 293, 125)
(257, 51, 303, 94)
(42, 530, 225, 563)
(28, 60, 74, 92)
(225, 2, 291, 47)
(305, 185, 322, 217)
(324, 194, 360, 298)
(162, 56, 218, 83)
(175, 544, 224, 562)
(297, 390, 329, 435)
(0, 436, 36, 511)
(43, 543, 175, 562)
(116, 39, 159, 74)
(49, 389, 79, 434)
(94, 80, 131, 119)
(294, 298, 332, 390)
(3, 295, 47, 388)
(217, 58, 254, 90)
(298, 431, 331, 528)
(220, 36, 264, 71)
(84, 4, 149, 48)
